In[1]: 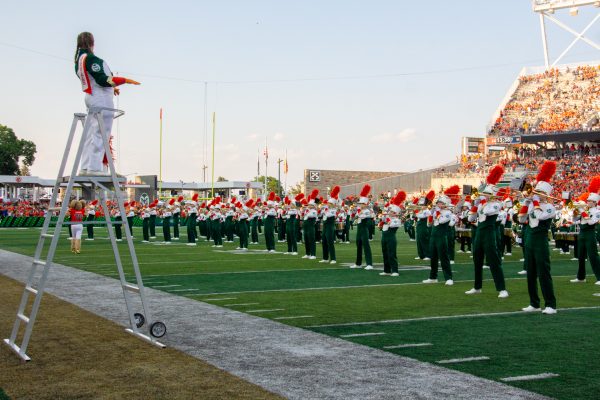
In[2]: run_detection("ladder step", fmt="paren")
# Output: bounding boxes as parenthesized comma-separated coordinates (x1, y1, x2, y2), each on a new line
(25, 286, 38, 295)
(33, 260, 46, 266)
(41, 234, 54, 238)
(17, 313, 30, 324)
(123, 284, 140, 293)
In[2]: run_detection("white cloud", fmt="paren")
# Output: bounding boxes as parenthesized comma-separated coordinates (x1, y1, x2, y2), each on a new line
(273, 132, 285, 141)
(370, 128, 416, 143)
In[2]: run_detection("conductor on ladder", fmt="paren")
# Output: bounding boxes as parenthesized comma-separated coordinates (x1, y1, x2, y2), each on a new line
(74, 32, 140, 176)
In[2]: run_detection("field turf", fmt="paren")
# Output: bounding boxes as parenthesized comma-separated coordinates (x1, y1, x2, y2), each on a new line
(1, 226, 599, 399)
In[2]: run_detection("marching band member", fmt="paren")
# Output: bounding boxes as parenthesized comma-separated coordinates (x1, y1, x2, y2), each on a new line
(302, 191, 319, 260)
(422, 193, 454, 285)
(186, 194, 198, 246)
(380, 191, 405, 277)
(285, 195, 302, 255)
(211, 198, 224, 248)
(149, 202, 157, 239)
(237, 200, 250, 250)
(74, 32, 140, 176)
(141, 202, 152, 243)
(415, 191, 434, 261)
(501, 194, 515, 256)
(458, 197, 472, 253)
(351, 185, 374, 270)
(521, 161, 558, 314)
(172, 196, 183, 240)
(224, 197, 236, 243)
(85, 200, 97, 240)
(264, 192, 277, 253)
(162, 199, 173, 244)
(250, 200, 261, 245)
(465, 165, 509, 298)
(444, 185, 461, 265)
(112, 201, 123, 242)
(570, 177, 600, 285)
(320, 186, 340, 264)
(126, 201, 136, 238)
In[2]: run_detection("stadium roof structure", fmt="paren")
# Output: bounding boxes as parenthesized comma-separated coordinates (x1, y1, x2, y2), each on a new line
(520, 129, 600, 143)
(159, 180, 263, 191)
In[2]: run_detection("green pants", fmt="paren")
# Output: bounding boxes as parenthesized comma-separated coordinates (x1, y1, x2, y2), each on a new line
(322, 219, 336, 261)
(416, 218, 430, 259)
(429, 225, 452, 280)
(303, 219, 316, 256)
(149, 214, 156, 237)
(187, 213, 197, 243)
(447, 226, 456, 261)
(173, 214, 180, 239)
(114, 216, 122, 240)
(286, 216, 298, 253)
(86, 214, 94, 239)
(142, 218, 150, 241)
(473, 219, 505, 291)
(225, 216, 234, 241)
(355, 219, 373, 266)
(278, 218, 286, 241)
(577, 226, 600, 281)
(238, 219, 249, 248)
(525, 229, 556, 309)
(127, 216, 134, 236)
(212, 219, 223, 245)
(382, 227, 398, 273)
(250, 219, 259, 243)
(264, 216, 276, 251)
(162, 216, 171, 242)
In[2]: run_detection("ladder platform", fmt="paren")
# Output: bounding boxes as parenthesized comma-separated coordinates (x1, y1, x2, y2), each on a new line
(33, 260, 46, 266)
(61, 175, 127, 184)
(25, 286, 38, 295)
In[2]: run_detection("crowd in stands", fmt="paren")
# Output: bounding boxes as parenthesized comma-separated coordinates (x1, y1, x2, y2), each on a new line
(490, 65, 600, 136)
(0, 201, 47, 218)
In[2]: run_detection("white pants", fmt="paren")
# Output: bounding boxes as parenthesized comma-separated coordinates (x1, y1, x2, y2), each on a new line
(80, 92, 114, 172)
(71, 224, 83, 239)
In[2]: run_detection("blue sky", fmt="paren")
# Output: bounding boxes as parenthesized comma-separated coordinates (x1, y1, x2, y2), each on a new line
(2, 1, 600, 188)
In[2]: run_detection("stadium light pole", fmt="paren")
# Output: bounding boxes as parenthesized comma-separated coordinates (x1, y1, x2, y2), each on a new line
(277, 158, 283, 197)
(532, 0, 600, 67)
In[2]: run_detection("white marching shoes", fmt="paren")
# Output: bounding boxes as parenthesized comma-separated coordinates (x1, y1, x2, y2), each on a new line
(465, 288, 481, 295)
(498, 290, 509, 298)
(422, 279, 437, 284)
(522, 305, 540, 312)
(542, 307, 557, 315)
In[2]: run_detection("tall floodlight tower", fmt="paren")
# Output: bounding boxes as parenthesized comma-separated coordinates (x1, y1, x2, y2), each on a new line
(533, 0, 600, 68)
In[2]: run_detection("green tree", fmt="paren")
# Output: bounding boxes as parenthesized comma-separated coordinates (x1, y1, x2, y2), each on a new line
(252, 175, 281, 194)
(0, 124, 37, 175)
(216, 176, 227, 182)
(288, 181, 304, 195)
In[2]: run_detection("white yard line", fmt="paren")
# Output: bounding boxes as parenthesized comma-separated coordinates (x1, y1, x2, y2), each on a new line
(307, 305, 600, 328)
(340, 332, 386, 338)
(273, 315, 314, 320)
(169, 288, 201, 292)
(246, 309, 285, 313)
(144, 267, 348, 277)
(151, 284, 182, 288)
(501, 373, 559, 382)
(203, 297, 238, 301)
(438, 356, 490, 364)
(383, 343, 433, 349)
(224, 303, 260, 307)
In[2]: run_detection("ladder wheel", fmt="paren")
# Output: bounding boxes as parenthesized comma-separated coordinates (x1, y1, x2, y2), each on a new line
(134, 313, 145, 328)
(150, 321, 167, 338)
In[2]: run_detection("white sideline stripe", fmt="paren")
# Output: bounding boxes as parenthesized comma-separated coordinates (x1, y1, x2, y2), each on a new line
(224, 303, 260, 307)
(192, 276, 573, 297)
(501, 373, 559, 382)
(438, 356, 489, 364)
(306, 305, 600, 328)
(384, 343, 432, 349)
(246, 309, 285, 313)
(203, 297, 237, 301)
(593, 293, 600, 297)
(151, 284, 181, 288)
(144, 267, 348, 277)
(273, 315, 314, 320)
(340, 332, 386, 338)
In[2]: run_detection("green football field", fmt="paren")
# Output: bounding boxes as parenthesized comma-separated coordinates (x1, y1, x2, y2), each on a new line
(1, 226, 599, 399)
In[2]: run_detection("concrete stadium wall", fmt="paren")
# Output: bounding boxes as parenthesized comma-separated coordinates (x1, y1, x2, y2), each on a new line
(303, 169, 403, 197)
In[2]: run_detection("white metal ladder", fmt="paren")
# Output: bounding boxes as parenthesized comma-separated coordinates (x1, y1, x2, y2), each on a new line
(4, 107, 166, 362)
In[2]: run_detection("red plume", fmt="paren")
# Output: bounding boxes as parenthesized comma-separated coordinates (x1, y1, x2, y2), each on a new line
(295, 193, 305, 202)
(360, 184, 371, 197)
(412, 197, 419, 205)
(425, 190, 435, 202)
(578, 192, 590, 202)
(177, 195, 184, 202)
(536, 161, 556, 183)
(486, 165, 505, 185)
(392, 191, 406, 206)
(588, 176, 600, 194)
(192, 193, 199, 202)
(268, 192, 276, 201)
(124, 202, 129, 207)
(284, 197, 291, 205)
(275, 196, 281, 202)
(215, 196, 221, 204)
(495, 187, 509, 198)
(330, 185, 341, 199)
(200, 202, 206, 208)
(230, 196, 237, 204)
(245, 199, 253, 208)
(444, 185, 460, 196)
(310, 189, 319, 199)
(169, 198, 175, 206)
(301, 198, 308, 206)
(90, 200, 98, 206)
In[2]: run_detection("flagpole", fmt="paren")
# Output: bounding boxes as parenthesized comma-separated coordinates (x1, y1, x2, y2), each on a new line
(159, 108, 163, 197)
(284, 149, 288, 194)
(264, 137, 268, 199)
(211, 112, 216, 199)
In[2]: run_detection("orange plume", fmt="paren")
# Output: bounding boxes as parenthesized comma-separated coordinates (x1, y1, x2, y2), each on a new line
(536, 161, 557, 183)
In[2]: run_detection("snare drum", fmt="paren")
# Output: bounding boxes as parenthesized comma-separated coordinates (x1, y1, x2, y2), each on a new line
(504, 228, 513, 238)
(567, 232, 578, 242)
(335, 221, 344, 231)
